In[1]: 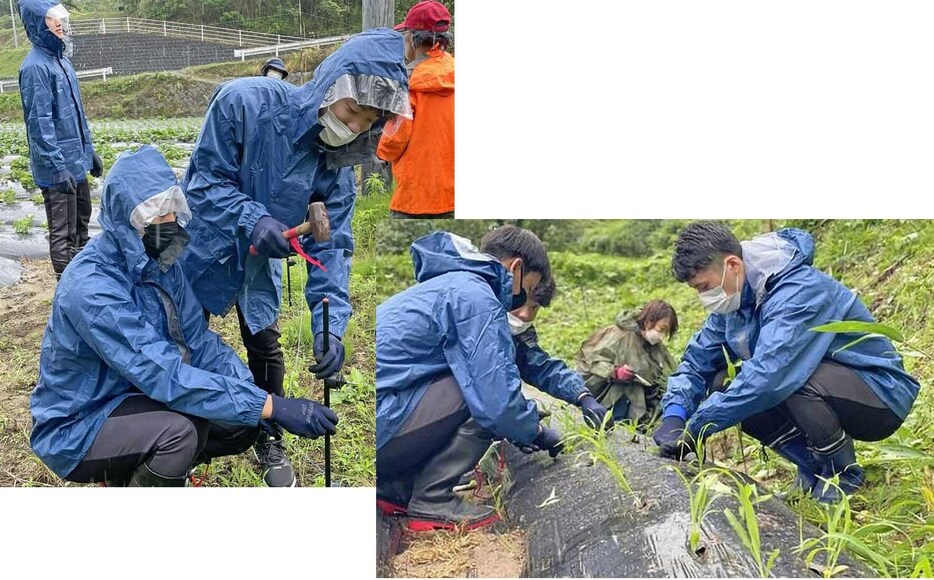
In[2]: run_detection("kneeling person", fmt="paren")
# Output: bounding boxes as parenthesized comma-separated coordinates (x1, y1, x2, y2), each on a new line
(30, 146, 338, 486)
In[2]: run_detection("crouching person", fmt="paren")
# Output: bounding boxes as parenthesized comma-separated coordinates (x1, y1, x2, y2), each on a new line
(653, 221, 920, 503)
(30, 146, 338, 486)
(376, 226, 564, 531)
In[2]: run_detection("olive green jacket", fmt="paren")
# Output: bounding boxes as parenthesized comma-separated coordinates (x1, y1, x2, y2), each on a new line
(575, 309, 677, 421)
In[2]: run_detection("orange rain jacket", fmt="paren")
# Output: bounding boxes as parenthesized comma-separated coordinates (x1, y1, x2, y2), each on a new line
(377, 48, 454, 215)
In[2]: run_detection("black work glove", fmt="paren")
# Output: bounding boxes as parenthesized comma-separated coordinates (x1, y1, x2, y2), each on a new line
(519, 425, 564, 458)
(653, 415, 697, 460)
(579, 394, 613, 431)
(250, 215, 292, 258)
(90, 152, 103, 178)
(52, 169, 77, 195)
(310, 332, 345, 379)
(269, 393, 338, 438)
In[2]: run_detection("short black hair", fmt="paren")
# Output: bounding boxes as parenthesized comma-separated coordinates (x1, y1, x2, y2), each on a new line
(671, 221, 743, 282)
(480, 225, 551, 280)
(533, 277, 556, 307)
(411, 30, 452, 50)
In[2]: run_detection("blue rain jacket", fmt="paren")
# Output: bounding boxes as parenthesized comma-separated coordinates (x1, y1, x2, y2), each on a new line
(17, 0, 94, 187)
(661, 228, 921, 438)
(514, 326, 588, 405)
(30, 146, 268, 478)
(179, 28, 408, 336)
(376, 232, 540, 449)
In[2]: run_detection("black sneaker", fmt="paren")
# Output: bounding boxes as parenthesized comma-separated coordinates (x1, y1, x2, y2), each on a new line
(254, 429, 297, 487)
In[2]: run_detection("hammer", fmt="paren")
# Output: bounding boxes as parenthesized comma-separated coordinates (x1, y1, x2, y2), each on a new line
(249, 201, 330, 256)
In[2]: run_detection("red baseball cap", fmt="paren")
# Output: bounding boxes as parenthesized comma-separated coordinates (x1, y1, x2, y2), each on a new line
(394, 1, 451, 32)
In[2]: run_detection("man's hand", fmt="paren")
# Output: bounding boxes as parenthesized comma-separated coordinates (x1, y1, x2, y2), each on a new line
(579, 394, 613, 431)
(612, 364, 634, 382)
(90, 152, 103, 178)
(518, 425, 564, 458)
(250, 215, 292, 258)
(310, 332, 345, 379)
(52, 169, 77, 195)
(268, 394, 338, 438)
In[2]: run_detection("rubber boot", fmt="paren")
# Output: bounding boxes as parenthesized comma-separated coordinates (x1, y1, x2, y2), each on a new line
(771, 433, 820, 496)
(810, 436, 865, 503)
(377, 474, 413, 516)
(127, 463, 188, 487)
(406, 419, 500, 532)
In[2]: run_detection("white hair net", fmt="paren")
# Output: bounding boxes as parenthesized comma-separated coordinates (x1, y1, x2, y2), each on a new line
(129, 185, 192, 235)
(320, 73, 413, 119)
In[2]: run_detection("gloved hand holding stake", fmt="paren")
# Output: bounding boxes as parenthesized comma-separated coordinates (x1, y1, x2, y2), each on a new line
(269, 393, 338, 438)
(90, 153, 103, 178)
(579, 393, 613, 431)
(250, 215, 292, 258)
(52, 169, 77, 195)
(311, 332, 345, 379)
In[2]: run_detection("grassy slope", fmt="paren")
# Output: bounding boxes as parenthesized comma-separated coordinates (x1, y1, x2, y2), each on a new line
(373, 219, 933, 576)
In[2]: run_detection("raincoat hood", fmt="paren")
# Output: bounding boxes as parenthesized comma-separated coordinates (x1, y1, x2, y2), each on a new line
(292, 28, 409, 146)
(410, 231, 515, 310)
(100, 146, 190, 280)
(409, 48, 454, 94)
(18, 0, 64, 55)
(614, 309, 642, 331)
(741, 228, 815, 306)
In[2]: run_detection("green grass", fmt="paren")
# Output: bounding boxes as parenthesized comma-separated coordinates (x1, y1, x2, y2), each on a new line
(371, 219, 934, 577)
(12, 214, 33, 235)
(0, 46, 29, 78)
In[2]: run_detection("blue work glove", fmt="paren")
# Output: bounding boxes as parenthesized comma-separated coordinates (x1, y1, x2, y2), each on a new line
(269, 393, 338, 438)
(90, 152, 103, 178)
(519, 425, 564, 458)
(579, 394, 613, 431)
(250, 215, 292, 258)
(310, 332, 345, 379)
(52, 169, 77, 195)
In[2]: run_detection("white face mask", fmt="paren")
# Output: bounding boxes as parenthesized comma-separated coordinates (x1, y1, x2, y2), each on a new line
(644, 329, 665, 346)
(507, 313, 532, 336)
(698, 261, 742, 315)
(266, 69, 284, 80)
(318, 107, 361, 147)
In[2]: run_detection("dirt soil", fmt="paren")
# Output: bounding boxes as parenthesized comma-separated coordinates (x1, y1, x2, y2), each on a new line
(0, 258, 60, 486)
(391, 527, 527, 578)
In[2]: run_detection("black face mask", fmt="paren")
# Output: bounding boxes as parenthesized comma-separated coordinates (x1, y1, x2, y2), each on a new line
(142, 222, 179, 258)
(510, 263, 528, 310)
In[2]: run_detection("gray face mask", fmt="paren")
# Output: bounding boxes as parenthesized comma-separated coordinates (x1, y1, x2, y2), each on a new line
(265, 69, 284, 80)
(698, 261, 742, 315)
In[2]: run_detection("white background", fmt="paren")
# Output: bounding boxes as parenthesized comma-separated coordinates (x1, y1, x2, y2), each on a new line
(0, 488, 374, 578)
(458, 1, 934, 218)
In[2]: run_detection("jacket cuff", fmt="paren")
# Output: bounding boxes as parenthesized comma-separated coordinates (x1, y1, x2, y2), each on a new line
(663, 403, 688, 421)
(239, 201, 271, 238)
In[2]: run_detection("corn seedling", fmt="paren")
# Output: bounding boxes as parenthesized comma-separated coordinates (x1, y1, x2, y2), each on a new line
(722, 479, 780, 578)
(561, 408, 633, 494)
(795, 477, 899, 577)
(811, 320, 932, 359)
(674, 465, 731, 555)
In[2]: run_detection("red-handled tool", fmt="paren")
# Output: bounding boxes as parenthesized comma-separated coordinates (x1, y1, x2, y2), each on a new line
(249, 201, 330, 270)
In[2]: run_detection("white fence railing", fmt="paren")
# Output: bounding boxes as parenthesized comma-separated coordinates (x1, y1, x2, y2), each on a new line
(0, 67, 113, 93)
(233, 35, 352, 61)
(69, 17, 307, 48)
